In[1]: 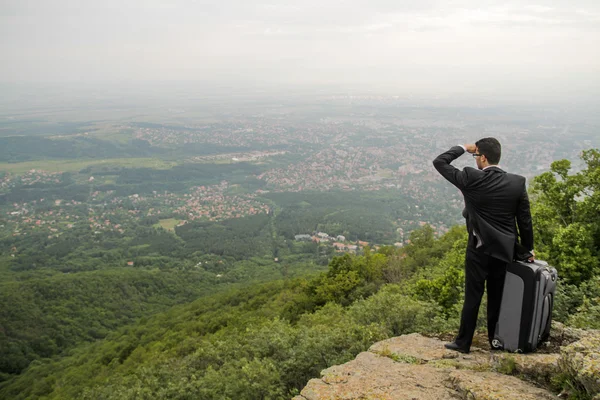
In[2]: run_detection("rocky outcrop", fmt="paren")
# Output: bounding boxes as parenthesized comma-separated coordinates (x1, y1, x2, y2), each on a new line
(297, 352, 454, 400)
(558, 330, 600, 398)
(294, 323, 600, 400)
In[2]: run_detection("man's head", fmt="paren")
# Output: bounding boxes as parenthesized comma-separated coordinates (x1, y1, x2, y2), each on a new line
(474, 137, 501, 169)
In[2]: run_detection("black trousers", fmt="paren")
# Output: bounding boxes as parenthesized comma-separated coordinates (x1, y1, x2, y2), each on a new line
(455, 247, 507, 351)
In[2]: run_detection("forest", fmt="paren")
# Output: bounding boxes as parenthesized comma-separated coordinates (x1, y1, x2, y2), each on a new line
(0, 163, 442, 379)
(0, 149, 598, 399)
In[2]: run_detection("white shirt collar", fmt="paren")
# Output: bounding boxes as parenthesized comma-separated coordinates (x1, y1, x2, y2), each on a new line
(483, 165, 501, 170)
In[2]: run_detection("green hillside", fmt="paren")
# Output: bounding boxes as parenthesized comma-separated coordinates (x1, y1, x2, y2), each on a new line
(0, 149, 598, 399)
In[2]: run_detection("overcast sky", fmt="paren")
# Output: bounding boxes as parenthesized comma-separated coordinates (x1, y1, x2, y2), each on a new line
(1, 0, 599, 100)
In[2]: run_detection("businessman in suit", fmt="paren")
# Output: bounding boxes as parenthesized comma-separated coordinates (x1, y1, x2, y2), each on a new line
(433, 137, 534, 353)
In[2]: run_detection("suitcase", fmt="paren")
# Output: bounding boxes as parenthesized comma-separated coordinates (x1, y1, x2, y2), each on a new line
(492, 260, 557, 353)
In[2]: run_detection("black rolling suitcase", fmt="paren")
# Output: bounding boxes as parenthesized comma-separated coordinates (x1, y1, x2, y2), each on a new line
(492, 260, 557, 353)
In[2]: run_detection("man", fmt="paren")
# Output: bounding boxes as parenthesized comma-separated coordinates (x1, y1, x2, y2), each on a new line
(433, 137, 534, 353)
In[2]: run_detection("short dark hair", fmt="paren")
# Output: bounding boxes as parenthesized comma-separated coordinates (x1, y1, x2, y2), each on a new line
(475, 137, 501, 165)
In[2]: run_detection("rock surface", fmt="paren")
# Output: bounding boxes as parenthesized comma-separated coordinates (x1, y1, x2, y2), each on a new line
(294, 326, 600, 400)
(558, 330, 600, 397)
(446, 370, 556, 400)
(297, 352, 454, 400)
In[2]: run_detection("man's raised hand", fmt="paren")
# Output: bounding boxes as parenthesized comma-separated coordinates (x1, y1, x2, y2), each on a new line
(464, 144, 477, 154)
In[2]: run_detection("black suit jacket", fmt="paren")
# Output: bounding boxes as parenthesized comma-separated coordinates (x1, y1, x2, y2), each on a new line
(433, 146, 534, 262)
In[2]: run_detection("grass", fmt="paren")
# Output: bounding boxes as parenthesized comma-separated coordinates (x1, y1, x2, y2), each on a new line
(154, 218, 182, 232)
(376, 169, 395, 178)
(87, 129, 134, 144)
(0, 158, 177, 174)
(551, 372, 594, 400)
(495, 356, 517, 375)
(376, 346, 423, 364)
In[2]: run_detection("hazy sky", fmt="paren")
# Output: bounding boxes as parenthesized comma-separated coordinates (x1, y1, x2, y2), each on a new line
(2, 0, 599, 99)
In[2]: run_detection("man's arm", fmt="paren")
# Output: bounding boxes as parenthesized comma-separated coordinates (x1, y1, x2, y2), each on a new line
(516, 182, 534, 251)
(433, 145, 470, 190)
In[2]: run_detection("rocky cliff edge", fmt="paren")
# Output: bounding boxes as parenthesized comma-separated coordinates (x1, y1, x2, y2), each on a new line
(294, 322, 600, 400)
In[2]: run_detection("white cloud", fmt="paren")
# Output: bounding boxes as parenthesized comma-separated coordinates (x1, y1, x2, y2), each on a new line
(0, 0, 599, 101)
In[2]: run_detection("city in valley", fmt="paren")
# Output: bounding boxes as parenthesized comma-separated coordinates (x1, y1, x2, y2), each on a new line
(1, 95, 597, 262)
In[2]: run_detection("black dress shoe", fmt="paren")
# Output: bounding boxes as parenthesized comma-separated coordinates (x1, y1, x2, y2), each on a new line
(444, 342, 470, 354)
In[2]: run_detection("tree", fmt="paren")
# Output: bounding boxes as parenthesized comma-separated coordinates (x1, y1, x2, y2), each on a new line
(530, 149, 600, 284)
